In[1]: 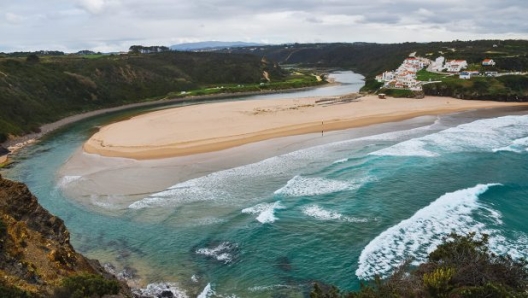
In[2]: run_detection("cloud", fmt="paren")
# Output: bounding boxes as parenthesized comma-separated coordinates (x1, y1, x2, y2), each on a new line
(76, 0, 120, 15)
(5, 12, 25, 24)
(1, 0, 528, 52)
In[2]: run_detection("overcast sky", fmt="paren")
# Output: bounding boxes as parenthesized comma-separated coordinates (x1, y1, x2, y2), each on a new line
(1, 0, 527, 53)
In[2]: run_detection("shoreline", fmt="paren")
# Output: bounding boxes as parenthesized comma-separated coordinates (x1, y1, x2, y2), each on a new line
(83, 95, 528, 160)
(0, 85, 327, 160)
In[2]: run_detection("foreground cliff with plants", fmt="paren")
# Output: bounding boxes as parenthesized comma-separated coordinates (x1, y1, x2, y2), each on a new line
(0, 174, 131, 297)
(311, 233, 528, 298)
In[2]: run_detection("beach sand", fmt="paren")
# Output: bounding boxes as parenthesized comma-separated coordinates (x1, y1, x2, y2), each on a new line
(84, 95, 528, 160)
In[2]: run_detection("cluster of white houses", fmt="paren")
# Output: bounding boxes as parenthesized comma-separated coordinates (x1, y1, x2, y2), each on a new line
(376, 55, 497, 90)
(375, 57, 431, 90)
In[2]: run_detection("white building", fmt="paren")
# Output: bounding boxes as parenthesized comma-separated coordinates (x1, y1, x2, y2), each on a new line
(430, 56, 445, 72)
(376, 71, 395, 82)
(482, 59, 496, 66)
(445, 60, 468, 72)
(459, 72, 471, 79)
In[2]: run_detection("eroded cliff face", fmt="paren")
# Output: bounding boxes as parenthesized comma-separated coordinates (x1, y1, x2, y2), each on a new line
(0, 174, 131, 297)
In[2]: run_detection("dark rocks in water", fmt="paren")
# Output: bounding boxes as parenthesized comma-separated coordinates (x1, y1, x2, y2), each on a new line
(0, 145, 9, 156)
(159, 290, 175, 297)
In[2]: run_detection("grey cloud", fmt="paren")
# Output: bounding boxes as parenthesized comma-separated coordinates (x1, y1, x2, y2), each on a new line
(1, 0, 528, 52)
(305, 16, 323, 24)
(358, 14, 400, 25)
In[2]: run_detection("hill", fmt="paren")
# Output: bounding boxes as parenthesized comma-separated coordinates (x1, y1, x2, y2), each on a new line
(0, 51, 298, 142)
(218, 39, 528, 78)
(219, 40, 528, 101)
(170, 41, 264, 51)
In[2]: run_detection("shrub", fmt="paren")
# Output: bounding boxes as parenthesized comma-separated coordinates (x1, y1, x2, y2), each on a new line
(53, 274, 120, 298)
(0, 281, 33, 298)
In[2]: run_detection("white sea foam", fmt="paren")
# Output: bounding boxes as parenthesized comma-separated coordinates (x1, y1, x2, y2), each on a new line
(133, 282, 188, 298)
(190, 217, 227, 227)
(197, 283, 213, 298)
(493, 136, 528, 153)
(274, 175, 373, 197)
(57, 175, 83, 188)
(355, 183, 501, 279)
(248, 284, 298, 292)
(357, 124, 434, 142)
(369, 138, 438, 157)
(302, 205, 369, 223)
(242, 201, 285, 223)
(332, 158, 349, 164)
(370, 115, 528, 157)
(128, 179, 231, 209)
(196, 242, 237, 264)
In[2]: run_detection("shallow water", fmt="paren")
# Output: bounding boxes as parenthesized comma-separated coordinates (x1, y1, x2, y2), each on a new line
(4, 72, 528, 297)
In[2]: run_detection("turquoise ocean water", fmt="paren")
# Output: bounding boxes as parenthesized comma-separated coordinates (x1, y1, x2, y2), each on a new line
(3, 72, 528, 297)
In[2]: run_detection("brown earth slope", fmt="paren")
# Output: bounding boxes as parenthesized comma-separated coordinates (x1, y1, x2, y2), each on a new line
(0, 174, 132, 297)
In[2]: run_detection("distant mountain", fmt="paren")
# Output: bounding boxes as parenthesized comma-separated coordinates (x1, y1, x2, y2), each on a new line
(170, 41, 264, 51)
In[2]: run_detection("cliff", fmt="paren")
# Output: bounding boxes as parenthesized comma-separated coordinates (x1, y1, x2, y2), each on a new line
(0, 174, 132, 297)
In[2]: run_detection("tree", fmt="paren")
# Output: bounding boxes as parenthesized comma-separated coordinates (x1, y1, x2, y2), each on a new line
(25, 54, 40, 64)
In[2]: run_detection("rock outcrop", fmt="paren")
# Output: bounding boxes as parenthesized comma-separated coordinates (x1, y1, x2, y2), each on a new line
(0, 174, 132, 297)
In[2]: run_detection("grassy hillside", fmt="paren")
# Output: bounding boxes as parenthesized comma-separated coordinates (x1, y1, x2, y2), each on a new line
(221, 40, 528, 100)
(422, 74, 528, 101)
(0, 51, 299, 142)
(220, 40, 528, 78)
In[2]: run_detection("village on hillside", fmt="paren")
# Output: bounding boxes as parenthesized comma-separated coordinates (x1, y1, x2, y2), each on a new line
(375, 54, 522, 91)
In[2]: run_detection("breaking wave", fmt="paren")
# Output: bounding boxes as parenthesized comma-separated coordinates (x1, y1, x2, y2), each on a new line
(356, 183, 501, 279)
(302, 205, 370, 223)
(274, 175, 373, 197)
(242, 201, 285, 223)
(196, 242, 238, 264)
(370, 115, 528, 157)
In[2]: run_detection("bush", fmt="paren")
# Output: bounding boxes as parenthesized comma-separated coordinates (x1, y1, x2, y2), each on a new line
(53, 274, 120, 298)
(0, 281, 33, 298)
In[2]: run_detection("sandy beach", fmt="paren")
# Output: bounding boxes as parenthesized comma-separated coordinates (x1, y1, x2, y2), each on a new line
(84, 95, 528, 160)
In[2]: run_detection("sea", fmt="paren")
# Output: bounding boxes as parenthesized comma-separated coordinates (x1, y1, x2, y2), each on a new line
(3, 71, 528, 297)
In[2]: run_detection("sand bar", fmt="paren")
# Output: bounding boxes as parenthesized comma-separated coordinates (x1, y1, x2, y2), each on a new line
(84, 95, 528, 159)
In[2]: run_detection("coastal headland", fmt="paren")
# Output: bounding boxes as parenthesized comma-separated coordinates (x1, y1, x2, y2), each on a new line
(84, 94, 528, 160)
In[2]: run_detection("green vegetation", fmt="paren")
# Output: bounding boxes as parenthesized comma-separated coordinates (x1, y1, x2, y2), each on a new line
(377, 89, 417, 98)
(416, 70, 452, 82)
(0, 50, 298, 141)
(310, 233, 528, 298)
(53, 274, 121, 298)
(423, 75, 528, 101)
(0, 281, 33, 298)
(222, 40, 528, 77)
